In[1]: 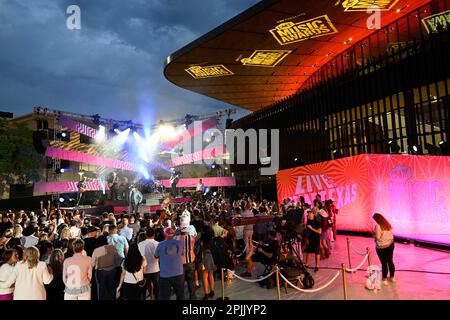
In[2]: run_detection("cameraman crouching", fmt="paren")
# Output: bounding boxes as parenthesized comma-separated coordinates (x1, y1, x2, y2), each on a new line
(252, 230, 280, 267)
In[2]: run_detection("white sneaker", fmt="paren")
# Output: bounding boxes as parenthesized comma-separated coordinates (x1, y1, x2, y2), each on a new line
(382, 279, 389, 286)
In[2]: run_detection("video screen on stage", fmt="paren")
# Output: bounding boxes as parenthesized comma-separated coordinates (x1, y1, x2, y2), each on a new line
(277, 154, 450, 236)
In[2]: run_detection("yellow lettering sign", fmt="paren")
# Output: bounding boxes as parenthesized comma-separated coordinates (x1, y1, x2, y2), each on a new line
(337, 0, 399, 12)
(422, 10, 450, 34)
(240, 50, 292, 67)
(185, 65, 234, 79)
(269, 15, 338, 46)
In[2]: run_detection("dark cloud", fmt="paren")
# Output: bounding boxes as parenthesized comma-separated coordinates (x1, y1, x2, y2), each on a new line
(0, 0, 257, 123)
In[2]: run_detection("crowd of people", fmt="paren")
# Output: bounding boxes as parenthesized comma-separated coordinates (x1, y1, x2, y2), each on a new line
(0, 193, 345, 300)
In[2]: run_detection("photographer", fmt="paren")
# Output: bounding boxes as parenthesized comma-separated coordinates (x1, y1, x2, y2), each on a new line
(252, 230, 279, 267)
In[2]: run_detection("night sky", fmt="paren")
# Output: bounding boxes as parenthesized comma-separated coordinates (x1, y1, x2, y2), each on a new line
(0, 0, 258, 124)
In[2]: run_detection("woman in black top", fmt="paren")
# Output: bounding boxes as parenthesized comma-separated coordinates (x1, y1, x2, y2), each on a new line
(305, 210, 322, 272)
(45, 249, 65, 300)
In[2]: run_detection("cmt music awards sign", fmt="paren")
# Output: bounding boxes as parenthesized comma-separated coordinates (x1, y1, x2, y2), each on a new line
(269, 15, 338, 46)
(277, 154, 450, 235)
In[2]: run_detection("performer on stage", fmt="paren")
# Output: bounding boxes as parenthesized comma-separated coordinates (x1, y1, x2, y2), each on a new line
(129, 185, 144, 216)
(76, 176, 87, 207)
(169, 169, 181, 197)
(107, 172, 118, 200)
(196, 178, 206, 198)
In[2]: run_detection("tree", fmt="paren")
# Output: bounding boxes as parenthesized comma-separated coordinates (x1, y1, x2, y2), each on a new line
(0, 118, 41, 198)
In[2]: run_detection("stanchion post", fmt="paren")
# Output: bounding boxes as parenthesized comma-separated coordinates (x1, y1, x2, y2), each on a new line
(366, 247, 372, 267)
(275, 266, 281, 300)
(346, 238, 352, 271)
(217, 268, 230, 300)
(341, 263, 348, 300)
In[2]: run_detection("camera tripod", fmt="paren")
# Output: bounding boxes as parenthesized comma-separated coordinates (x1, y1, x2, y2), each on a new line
(284, 236, 315, 289)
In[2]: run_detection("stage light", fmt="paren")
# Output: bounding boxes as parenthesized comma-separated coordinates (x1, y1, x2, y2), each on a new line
(95, 125, 106, 143)
(440, 141, 450, 155)
(211, 164, 216, 169)
(57, 131, 71, 141)
(409, 144, 423, 155)
(333, 149, 343, 159)
(157, 124, 176, 139)
(388, 140, 401, 154)
(294, 157, 299, 162)
(213, 192, 217, 196)
(59, 197, 65, 203)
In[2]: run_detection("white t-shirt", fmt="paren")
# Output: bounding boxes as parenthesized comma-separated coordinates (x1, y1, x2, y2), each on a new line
(122, 258, 147, 284)
(69, 226, 81, 239)
(0, 264, 15, 295)
(139, 239, 160, 274)
(23, 235, 39, 248)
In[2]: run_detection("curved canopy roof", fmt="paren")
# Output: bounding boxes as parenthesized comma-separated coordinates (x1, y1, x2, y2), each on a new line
(164, 0, 431, 111)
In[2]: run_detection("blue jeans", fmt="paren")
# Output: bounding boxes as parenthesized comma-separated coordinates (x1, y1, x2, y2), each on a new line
(96, 269, 116, 300)
(159, 274, 185, 300)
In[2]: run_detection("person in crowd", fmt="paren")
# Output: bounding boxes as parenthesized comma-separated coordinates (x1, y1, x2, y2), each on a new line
(128, 215, 141, 244)
(318, 209, 331, 259)
(38, 240, 54, 264)
(0, 249, 18, 300)
(373, 213, 395, 285)
(47, 223, 58, 243)
(210, 228, 234, 280)
(327, 200, 339, 241)
(0, 214, 13, 236)
(83, 226, 99, 257)
(251, 230, 280, 268)
(69, 220, 81, 239)
(0, 229, 13, 250)
(240, 201, 254, 277)
(118, 216, 133, 242)
(58, 227, 72, 243)
(107, 224, 129, 288)
(305, 210, 322, 272)
(211, 216, 225, 238)
(138, 228, 159, 300)
(175, 226, 197, 300)
(5, 246, 53, 300)
(22, 225, 39, 248)
(198, 225, 216, 300)
(117, 243, 147, 300)
(92, 235, 117, 300)
(63, 239, 93, 300)
(45, 249, 65, 301)
(12, 225, 23, 240)
(155, 228, 185, 300)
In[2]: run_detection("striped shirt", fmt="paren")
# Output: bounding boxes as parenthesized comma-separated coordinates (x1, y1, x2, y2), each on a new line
(175, 234, 196, 265)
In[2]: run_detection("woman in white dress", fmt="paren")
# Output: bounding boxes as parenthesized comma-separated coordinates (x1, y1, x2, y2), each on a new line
(3, 246, 53, 300)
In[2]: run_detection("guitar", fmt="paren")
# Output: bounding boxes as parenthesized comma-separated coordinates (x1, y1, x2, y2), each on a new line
(77, 177, 99, 193)
(107, 173, 118, 189)
(169, 173, 180, 185)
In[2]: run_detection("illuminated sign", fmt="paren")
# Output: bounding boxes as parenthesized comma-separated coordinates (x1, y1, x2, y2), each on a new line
(269, 15, 338, 46)
(336, 0, 399, 12)
(240, 50, 292, 67)
(422, 10, 450, 34)
(185, 65, 234, 79)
